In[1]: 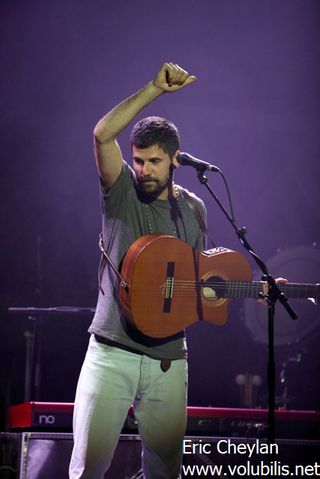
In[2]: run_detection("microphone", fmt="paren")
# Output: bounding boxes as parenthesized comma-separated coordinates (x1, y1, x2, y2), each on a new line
(176, 152, 221, 173)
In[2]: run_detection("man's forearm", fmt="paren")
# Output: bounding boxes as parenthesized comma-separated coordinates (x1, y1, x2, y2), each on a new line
(93, 81, 163, 143)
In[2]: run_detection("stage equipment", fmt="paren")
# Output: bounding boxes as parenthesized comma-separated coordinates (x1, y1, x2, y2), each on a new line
(7, 402, 320, 439)
(244, 245, 320, 346)
(188, 156, 300, 443)
(7, 307, 95, 402)
(177, 151, 221, 172)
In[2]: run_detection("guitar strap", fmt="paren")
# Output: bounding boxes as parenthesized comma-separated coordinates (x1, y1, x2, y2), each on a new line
(178, 186, 216, 248)
(98, 233, 127, 295)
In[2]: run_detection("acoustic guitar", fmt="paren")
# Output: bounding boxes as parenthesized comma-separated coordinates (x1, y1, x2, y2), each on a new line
(119, 234, 319, 339)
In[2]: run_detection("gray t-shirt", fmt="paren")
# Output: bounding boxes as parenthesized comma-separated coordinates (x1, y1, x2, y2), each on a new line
(88, 162, 206, 359)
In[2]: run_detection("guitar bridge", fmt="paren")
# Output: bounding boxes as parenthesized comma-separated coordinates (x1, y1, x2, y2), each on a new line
(163, 262, 175, 313)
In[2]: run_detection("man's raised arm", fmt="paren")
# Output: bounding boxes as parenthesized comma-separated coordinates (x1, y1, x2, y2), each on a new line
(93, 63, 197, 187)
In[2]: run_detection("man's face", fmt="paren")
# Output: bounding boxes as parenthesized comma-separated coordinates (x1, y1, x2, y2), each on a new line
(132, 144, 177, 200)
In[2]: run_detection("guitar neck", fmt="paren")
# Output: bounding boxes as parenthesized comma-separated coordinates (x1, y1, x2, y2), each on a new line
(225, 281, 319, 300)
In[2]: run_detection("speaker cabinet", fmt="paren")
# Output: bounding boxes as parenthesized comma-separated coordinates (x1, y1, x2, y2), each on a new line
(0, 433, 142, 478)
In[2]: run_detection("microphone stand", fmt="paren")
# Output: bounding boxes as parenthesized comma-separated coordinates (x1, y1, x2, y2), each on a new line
(196, 170, 298, 443)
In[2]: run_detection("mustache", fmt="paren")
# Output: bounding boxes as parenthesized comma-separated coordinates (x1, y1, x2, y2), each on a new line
(139, 177, 158, 183)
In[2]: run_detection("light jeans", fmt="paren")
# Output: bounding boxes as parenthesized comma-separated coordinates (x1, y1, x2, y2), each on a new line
(69, 335, 187, 478)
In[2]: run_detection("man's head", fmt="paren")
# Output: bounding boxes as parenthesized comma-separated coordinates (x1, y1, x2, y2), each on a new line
(130, 116, 180, 159)
(131, 117, 180, 200)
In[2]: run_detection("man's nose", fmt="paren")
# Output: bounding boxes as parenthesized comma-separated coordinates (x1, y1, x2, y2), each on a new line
(142, 162, 151, 176)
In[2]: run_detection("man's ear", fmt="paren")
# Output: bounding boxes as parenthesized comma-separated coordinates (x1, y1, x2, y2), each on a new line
(172, 150, 180, 169)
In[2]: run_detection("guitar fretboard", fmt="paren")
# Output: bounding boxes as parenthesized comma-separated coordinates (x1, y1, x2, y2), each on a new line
(216, 281, 319, 300)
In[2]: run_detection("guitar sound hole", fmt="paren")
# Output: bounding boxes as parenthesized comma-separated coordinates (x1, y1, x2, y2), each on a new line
(202, 276, 225, 300)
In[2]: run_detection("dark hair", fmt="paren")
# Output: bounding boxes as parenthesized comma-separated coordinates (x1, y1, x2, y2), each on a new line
(130, 116, 180, 159)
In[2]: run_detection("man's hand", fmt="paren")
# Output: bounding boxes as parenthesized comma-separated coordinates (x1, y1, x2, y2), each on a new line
(153, 63, 197, 92)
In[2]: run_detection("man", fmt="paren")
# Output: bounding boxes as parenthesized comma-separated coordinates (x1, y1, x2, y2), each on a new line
(69, 63, 207, 479)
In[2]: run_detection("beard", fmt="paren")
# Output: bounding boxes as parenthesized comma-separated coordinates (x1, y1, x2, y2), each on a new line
(136, 176, 170, 200)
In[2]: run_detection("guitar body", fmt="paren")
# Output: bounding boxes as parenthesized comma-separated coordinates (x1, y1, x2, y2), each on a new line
(120, 234, 252, 338)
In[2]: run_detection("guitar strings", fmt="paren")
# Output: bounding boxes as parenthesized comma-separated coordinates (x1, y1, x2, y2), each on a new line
(152, 279, 318, 299)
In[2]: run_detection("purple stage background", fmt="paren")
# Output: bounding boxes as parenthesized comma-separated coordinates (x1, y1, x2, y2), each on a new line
(1, 0, 319, 422)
